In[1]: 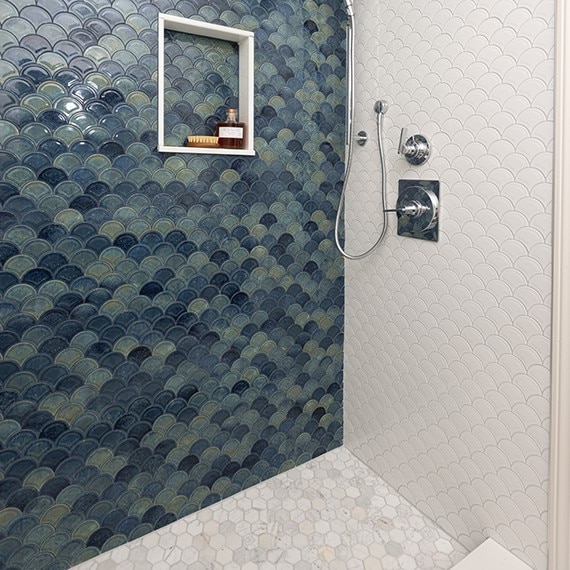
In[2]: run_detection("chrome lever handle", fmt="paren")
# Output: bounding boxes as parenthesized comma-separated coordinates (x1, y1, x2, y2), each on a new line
(398, 127, 409, 155)
(398, 128, 431, 165)
(384, 201, 429, 218)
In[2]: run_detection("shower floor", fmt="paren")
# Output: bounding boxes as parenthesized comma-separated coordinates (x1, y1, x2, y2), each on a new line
(73, 447, 468, 570)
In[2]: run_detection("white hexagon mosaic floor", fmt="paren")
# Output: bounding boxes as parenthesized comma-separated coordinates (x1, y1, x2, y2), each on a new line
(72, 447, 468, 569)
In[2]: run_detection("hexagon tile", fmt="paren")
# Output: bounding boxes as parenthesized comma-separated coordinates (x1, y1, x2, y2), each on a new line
(71, 447, 468, 569)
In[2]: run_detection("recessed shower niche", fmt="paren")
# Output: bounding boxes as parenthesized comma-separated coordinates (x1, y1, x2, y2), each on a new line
(157, 13, 255, 155)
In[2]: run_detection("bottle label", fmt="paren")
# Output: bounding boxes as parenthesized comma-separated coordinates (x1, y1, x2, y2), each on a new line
(219, 127, 243, 139)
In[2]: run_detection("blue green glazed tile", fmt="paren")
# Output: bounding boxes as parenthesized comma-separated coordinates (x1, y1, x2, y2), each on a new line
(53, 96, 83, 116)
(51, 155, 82, 176)
(36, 81, 66, 102)
(0, 0, 345, 567)
(0, 60, 18, 83)
(3, 19, 35, 43)
(67, 111, 97, 131)
(18, 124, 49, 146)
(82, 72, 111, 93)
(50, 126, 81, 147)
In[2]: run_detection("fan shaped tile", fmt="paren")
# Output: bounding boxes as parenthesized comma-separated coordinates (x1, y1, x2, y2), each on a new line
(343, 1, 553, 569)
(0, 0, 344, 567)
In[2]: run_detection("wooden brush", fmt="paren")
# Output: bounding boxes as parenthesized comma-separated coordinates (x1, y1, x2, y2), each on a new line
(185, 135, 219, 148)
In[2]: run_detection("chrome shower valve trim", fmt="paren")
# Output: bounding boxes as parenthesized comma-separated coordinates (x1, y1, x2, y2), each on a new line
(398, 128, 431, 165)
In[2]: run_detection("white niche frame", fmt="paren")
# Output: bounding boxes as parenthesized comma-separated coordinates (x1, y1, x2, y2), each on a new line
(157, 13, 255, 156)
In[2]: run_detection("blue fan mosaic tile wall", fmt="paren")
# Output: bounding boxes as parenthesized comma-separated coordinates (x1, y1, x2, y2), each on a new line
(0, 0, 345, 568)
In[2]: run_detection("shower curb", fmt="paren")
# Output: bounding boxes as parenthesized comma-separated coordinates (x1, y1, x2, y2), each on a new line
(452, 539, 533, 570)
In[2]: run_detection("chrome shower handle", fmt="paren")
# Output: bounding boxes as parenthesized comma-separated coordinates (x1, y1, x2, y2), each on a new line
(398, 128, 431, 165)
(398, 127, 409, 156)
(384, 201, 429, 218)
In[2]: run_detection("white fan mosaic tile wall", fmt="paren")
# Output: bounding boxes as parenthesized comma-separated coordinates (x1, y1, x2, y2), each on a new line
(343, 1, 554, 569)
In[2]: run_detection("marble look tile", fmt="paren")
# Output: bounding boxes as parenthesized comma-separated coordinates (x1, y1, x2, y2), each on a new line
(72, 447, 468, 569)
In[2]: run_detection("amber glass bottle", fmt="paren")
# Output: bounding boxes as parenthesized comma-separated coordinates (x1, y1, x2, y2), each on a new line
(216, 108, 246, 149)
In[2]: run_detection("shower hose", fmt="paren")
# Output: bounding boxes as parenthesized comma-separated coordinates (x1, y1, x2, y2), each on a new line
(334, 13, 389, 260)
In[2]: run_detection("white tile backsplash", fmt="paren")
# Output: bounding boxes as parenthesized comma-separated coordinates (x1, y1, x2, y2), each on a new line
(343, 1, 554, 569)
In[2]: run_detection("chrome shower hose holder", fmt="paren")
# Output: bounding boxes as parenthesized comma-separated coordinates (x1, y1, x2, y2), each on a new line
(354, 103, 387, 147)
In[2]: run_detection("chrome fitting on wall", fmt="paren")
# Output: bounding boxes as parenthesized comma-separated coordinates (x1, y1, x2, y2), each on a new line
(398, 128, 431, 165)
(355, 131, 368, 146)
(385, 180, 440, 241)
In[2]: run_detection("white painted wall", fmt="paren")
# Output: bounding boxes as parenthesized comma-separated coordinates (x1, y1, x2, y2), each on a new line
(343, 1, 554, 568)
